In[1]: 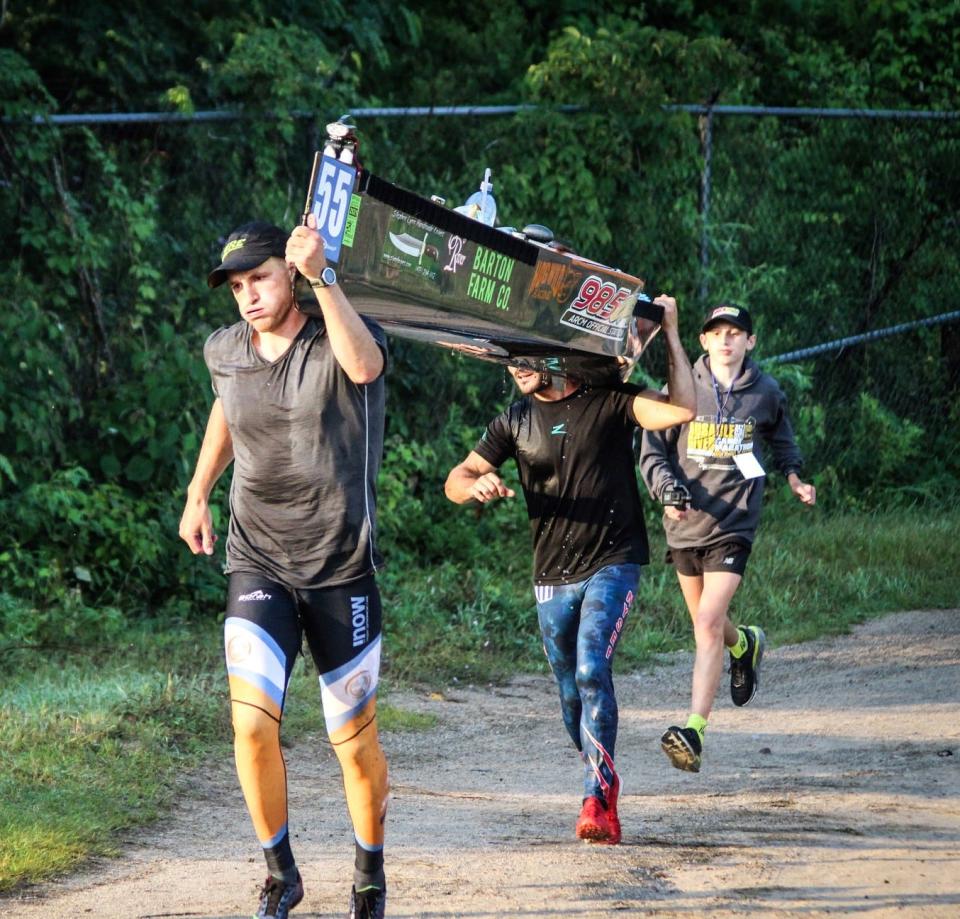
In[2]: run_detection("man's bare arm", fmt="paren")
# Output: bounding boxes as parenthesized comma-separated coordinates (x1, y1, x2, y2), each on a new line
(179, 399, 234, 555)
(286, 215, 384, 384)
(310, 283, 384, 383)
(444, 451, 515, 505)
(632, 295, 697, 431)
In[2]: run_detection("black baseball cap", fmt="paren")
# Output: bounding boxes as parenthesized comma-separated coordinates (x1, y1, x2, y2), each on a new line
(207, 221, 288, 288)
(702, 303, 753, 334)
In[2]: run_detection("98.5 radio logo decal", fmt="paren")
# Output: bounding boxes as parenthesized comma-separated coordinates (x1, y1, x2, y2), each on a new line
(560, 274, 633, 340)
(308, 154, 357, 263)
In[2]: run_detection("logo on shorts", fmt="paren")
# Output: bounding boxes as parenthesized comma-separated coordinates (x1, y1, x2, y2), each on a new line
(351, 595, 369, 648)
(345, 671, 372, 700)
(226, 635, 252, 663)
(723, 556, 735, 565)
(238, 590, 272, 602)
(535, 585, 555, 604)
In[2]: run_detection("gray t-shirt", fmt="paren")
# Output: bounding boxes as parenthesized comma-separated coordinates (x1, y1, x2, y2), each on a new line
(203, 315, 387, 588)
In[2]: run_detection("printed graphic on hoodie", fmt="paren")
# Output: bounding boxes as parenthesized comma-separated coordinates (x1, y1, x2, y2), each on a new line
(686, 416, 757, 469)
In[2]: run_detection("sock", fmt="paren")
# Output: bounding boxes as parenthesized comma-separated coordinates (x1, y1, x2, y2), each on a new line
(264, 829, 298, 884)
(728, 626, 748, 659)
(685, 713, 708, 744)
(354, 837, 385, 891)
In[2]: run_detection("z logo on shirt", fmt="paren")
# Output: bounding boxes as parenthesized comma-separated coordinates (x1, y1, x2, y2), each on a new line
(551, 423, 567, 436)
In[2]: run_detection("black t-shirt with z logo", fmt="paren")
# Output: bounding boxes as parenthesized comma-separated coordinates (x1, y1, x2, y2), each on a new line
(474, 384, 650, 586)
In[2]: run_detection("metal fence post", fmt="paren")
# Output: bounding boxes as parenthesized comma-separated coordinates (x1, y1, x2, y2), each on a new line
(698, 105, 714, 305)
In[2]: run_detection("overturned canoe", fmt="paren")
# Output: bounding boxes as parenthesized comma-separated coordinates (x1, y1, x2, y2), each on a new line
(296, 152, 662, 384)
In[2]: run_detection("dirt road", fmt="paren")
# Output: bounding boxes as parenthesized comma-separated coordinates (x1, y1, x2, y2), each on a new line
(4, 608, 959, 918)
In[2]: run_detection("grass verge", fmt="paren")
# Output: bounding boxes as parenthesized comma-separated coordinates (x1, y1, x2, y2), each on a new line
(612, 500, 960, 665)
(0, 624, 433, 893)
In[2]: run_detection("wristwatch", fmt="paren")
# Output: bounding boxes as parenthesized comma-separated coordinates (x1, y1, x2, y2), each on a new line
(309, 266, 337, 289)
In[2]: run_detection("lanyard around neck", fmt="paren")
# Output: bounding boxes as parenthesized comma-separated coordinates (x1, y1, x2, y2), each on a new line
(711, 370, 740, 426)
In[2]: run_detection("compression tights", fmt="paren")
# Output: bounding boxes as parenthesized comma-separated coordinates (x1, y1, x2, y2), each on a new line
(535, 563, 640, 801)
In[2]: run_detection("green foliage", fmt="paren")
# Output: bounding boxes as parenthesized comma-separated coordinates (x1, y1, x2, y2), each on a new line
(380, 561, 537, 684)
(0, 468, 135, 643)
(0, 467, 223, 648)
(0, 49, 56, 115)
(0, 0, 957, 653)
(378, 433, 446, 562)
(810, 391, 925, 508)
(212, 24, 348, 109)
(516, 18, 748, 291)
(844, 392, 924, 482)
(377, 379, 525, 570)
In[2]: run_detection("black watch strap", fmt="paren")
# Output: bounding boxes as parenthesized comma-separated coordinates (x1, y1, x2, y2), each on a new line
(309, 266, 337, 289)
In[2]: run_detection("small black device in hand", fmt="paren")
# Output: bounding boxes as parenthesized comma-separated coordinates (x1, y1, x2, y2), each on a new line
(661, 479, 691, 510)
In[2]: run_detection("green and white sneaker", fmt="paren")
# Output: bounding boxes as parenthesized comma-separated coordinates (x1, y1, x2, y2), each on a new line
(730, 625, 765, 707)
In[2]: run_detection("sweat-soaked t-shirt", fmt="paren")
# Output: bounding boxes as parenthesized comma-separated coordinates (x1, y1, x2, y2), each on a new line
(203, 315, 387, 589)
(474, 384, 650, 586)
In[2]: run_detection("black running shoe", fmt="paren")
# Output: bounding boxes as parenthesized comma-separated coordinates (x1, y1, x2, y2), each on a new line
(349, 883, 386, 919)
(256, 872, 304, 919)
(730, 625, 765, 707)
(661, 726, 702, 773)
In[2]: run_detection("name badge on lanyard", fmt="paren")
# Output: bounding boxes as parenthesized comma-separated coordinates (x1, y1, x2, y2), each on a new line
(712, 371, 764, 478)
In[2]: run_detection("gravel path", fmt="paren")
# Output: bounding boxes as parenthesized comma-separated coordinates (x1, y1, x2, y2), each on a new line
(4, 608, 959, 918)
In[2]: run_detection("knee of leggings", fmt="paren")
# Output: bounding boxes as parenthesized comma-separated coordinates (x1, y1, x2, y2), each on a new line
(559, 684, 581, 711)
(334, 730, 383, 776)
(231, 704, 279, 749)
(575, 659, 610, 695)
(332, 707, 381, 750)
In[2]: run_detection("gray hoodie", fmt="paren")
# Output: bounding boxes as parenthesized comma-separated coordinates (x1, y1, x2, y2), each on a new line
(639, 354, 803, 549)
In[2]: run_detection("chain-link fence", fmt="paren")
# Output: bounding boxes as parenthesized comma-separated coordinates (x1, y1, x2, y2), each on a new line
(5, 104, 958, 502)
(634, 106, 960, 501)
(321, 104, 960, 505)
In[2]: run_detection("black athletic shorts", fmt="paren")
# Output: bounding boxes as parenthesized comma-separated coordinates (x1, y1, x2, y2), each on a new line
(665, 540, 752, 577)
(224, 571, 382, 732)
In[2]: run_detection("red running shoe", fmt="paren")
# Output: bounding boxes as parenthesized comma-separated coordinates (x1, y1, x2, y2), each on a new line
(606, 769, 622, 843)
(575, 795, 621, 845)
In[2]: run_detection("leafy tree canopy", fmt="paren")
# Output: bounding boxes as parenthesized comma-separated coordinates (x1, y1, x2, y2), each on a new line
(0, 0, 956, 645)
